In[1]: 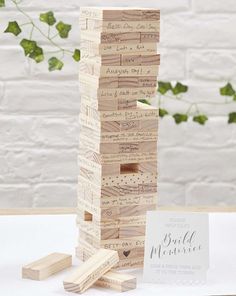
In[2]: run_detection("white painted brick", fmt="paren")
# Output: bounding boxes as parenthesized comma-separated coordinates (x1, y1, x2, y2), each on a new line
(193, 0, 236, 13)
(33, 183, 76, 207)
(0, 149, 77, 183)
(188, 50, 236, 82)
(5, 0, 80, 11)
(159, 148, 236, 183)
(0, 48, 30, 80)
(30, 117, 79, 147)
(158, 182, 186, 206)
(159, 48, 186, 80)
(0, 116, 79, 147)
(1, 81, 80, 114)
(186, 183, 236, 206)
(0, 185, 33, 208)
(162, 13, 236, 48)
(159, 117, 236, 148)
(0, 116, 33, 147)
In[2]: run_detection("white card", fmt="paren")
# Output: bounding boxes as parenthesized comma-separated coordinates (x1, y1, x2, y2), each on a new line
(143, 211, 209, 284)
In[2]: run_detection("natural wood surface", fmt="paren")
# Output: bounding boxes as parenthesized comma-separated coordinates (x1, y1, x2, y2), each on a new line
(22, 253, 72, 280)
(63, 248, 119, 293)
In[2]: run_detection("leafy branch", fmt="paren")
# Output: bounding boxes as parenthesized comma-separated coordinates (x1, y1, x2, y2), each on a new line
(1, 0, 80, 70)
(153, 81, 236, 125)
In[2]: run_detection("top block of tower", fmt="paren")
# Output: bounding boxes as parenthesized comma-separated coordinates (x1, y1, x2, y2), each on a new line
(80, 7, 160, 21)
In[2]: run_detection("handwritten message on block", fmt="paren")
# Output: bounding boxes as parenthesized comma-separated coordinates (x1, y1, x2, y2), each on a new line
(143, 211, 209, 284)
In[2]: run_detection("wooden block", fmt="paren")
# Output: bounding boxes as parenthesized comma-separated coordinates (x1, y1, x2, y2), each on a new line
(80, 7, 160, 21)
(119, 225, 146, 238)
(95, 270, 136, 292)
(120, 54, 160, 66)
(115, 257, 144, 269)
(79, 85, 157, 101)
(63, 249, 119, 293)
(81, 95, 137, 111)
(140, 32, 160, 43)
(82, 19, 160, 33)
(22, 253, 72, 280)
(79, 73, 157, 90)
(80, 101, 159, 122)
(80, 61, 159, 77)
(80, 40, 157, 56)
(118, 76, 157, 88)
(80, 31, 141, 44)
(80, 125, 158, 143)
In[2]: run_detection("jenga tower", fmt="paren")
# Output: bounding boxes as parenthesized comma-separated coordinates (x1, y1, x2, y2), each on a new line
(77, 7, 160, 269)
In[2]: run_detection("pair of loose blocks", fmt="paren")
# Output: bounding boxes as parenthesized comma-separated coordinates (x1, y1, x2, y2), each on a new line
(22, 251, 136, 293)
(77, 7, 160, 269)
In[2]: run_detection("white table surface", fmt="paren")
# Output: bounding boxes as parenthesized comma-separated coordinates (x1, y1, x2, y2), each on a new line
(0, 213, 236, 296)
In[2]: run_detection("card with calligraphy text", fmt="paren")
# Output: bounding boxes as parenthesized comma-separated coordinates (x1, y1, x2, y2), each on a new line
(143, 211, 209, 284)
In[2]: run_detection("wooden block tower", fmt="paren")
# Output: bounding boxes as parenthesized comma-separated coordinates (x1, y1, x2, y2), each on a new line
(77, 7, 160, 269)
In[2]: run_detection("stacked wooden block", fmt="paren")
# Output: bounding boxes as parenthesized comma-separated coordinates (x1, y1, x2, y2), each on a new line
(77, 7, 160, 269)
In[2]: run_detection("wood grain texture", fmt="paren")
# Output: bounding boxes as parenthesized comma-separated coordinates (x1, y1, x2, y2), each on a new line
(81, 19, 160, 33)
(22, 253, 72, 280)
(80, 62, 159, 77)
(63, 249, 119, 293)
(80, 7, 160, 21)
(81, 40, 157, 56)
(95, 270, 136, 292)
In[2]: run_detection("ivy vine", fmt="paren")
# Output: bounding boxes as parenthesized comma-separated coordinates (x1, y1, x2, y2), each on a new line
(0, 0, 80, 71)
(1, 0, 236, 124)
(154, 81, 236, 125)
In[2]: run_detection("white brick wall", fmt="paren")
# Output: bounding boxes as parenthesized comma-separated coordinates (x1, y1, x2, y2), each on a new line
(1, 0, 236, 208)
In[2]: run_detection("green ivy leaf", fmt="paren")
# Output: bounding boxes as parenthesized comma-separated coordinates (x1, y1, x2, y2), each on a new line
(29, 46, 44, 63)
(220, 83, 235, 96)
(159, 108, 168, 118)
(158, 81, 172, 95)
(20, 39, 37, 55)
(172, 82, 188, 95)
(73, 49, 80, 62)
(0, 0, 5, 8)
(4, 21, 22, 36)
(173, 113, 188, 124)
(234, 93, 236, 101)
(228, 112, 236, 124)
(48, 57, 64, 71)
(193, 115, 208, 125)
(56, 21, 71, 38)
(139, 99, 150, 105)
(40, 11, 56, 26)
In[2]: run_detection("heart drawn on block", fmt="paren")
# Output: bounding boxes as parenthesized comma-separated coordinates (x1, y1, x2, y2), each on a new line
(123, 250, 131, 257)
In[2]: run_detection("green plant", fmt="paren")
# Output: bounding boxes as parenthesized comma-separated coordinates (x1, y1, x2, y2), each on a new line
(1, 1, 236, 124)
(0, 0, 80, 71)
(154, 81, 236, 125)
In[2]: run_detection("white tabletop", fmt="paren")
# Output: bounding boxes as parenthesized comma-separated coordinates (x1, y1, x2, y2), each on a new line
(0, 213, 236, 296)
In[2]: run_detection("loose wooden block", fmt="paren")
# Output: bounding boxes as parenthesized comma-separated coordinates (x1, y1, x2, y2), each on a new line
(63, 248, 119, 293)
(80, 40, 157, 56)
(22, 253, 72, 280)
(95, 270, 136, 292)
(81, 19, 160, 33)
(80, 7, 160, 21)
